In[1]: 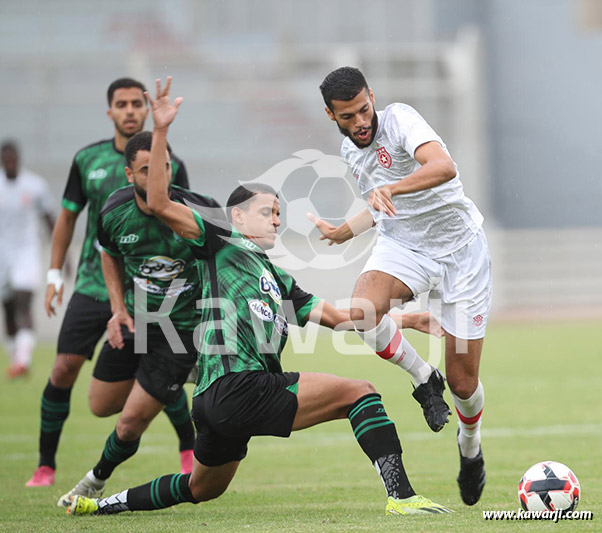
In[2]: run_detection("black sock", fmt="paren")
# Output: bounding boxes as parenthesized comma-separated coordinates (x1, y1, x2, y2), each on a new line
(348, 393, 415, 499)
(96, 473, 197, 514)
(39, 380, 72, 469)
(375, 454, 415, 499)
(163, 389, 195, 451)
(92, 429, 140, 480)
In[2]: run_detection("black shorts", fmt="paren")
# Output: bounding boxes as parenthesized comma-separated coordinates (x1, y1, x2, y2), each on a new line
(191, 371, 300, 467)
(57, 292, 112, 359)
(93, 325, 197, 406)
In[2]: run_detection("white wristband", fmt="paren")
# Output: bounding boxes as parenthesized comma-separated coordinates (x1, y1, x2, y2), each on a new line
(47, 269, 64, 291)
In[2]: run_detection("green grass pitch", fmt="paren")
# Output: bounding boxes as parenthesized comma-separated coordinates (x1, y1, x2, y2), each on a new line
(1, 320, 600, 532)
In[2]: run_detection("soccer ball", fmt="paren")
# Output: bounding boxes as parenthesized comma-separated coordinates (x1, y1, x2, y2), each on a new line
(242, 149, 376, 271)
(518, 461, 580, 512)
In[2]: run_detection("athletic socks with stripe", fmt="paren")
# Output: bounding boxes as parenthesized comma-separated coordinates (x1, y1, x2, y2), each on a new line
(93, 429, 140, 480)
(39, 380, 72, 469)
(163, 389, 195, 452)
(95, 474, 196, 514)
(452, 380, 484, 459)
(356, 314, 432, 385)
(347, 393, 415, 499)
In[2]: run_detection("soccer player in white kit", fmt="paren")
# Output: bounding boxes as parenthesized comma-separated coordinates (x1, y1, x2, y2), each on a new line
(0, 141, 55, 378)
(316, 67, 490, 505)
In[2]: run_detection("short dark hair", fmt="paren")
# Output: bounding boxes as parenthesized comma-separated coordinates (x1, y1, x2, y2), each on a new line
(1, 140, 18, 154)
(107, 78, 147, 106)
(319, 66, 369, 110)
(226, 183, 278, 221)
(124, 131, 172, 167)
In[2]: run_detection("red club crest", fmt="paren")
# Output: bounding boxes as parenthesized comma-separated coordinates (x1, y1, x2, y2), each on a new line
(473, 314, 484, 327)
(377, 146, 392, 169)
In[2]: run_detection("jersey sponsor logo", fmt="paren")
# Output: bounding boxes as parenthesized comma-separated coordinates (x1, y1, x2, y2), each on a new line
(376, 146, 392, 169)
(248, 299, 274, 322)
(139, 256, 186, 281)
(88, 168, 108, 180)
(119, 234, 140, 244)
(259, 268, 282, 305)
(274, 314, 288, 336)
(133, 276, 194, 296)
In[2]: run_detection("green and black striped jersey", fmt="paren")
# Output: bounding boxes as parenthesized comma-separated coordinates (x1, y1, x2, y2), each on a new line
(184, 212, 321, 396)
(98, 185, 222, 331)
(62, 138, 188, 301)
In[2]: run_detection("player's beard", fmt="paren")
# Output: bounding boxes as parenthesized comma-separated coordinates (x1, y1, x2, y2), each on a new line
(134, 182, 147, 202)
(115, 120, 144, 139)
(337, 106, 378, 148)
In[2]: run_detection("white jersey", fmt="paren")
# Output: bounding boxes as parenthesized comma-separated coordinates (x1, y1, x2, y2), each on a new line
(341, 103, 483, 258)
(0, 168, 53, 289)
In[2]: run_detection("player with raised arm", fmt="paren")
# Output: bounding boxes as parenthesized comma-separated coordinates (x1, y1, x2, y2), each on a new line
(27, 78, 194, 487)
(56, 130, 227, 507)
(315, 67, 490, 505)
(66, 77, 451, 518)
(0, 141, 55, 378)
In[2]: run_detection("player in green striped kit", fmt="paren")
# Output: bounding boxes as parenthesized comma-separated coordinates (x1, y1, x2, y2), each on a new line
(27, 78, 193, 487)
(67, 78, 450, 518)
(57, 130, 227, 507)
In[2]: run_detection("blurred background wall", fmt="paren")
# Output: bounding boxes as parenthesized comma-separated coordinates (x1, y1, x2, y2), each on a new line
(1, 0, 601, 340)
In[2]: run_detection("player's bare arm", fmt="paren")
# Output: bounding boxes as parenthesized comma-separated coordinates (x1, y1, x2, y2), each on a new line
(306, 301, 442, 337)
(391, 311, 444, 338)
(307, 207, 375, 245)
(101, 251, 133, 349)
(146, 77, 200, 239)
(368, 142, 456, 215)
(45, 207, 79, 316)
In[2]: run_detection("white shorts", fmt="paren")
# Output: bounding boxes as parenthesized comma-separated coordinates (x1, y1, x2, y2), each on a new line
(361, 229, 492, 339)
(0, 246, 41, 296)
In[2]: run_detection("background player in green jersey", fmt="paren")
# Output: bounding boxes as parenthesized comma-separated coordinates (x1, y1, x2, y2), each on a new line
(67, 77, 450, 518)
(27, 78, 192, 487)
(57, 131, 226, 507)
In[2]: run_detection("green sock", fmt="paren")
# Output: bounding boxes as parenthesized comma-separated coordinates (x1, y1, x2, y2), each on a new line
(163, 389, 195, 451)
(92, 429, 140, 480)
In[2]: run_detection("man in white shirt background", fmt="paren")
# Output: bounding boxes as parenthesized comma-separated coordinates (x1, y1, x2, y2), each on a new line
(0, 141, 56, 378)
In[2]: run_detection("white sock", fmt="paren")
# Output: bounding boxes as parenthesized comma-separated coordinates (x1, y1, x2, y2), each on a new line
(355, 314, 432, 384)
(452, 381, 484, 459)
(86, 470, 106, 487)
(14, 329, 35, 367)
(3, 336, 15, 362)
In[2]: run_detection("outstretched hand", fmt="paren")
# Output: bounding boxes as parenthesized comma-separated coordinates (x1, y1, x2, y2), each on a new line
(306, 212, 352, 245)
(145, 76, 183, 130)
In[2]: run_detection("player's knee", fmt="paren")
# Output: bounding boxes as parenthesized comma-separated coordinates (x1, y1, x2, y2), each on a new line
(89, 396, 119, 418)
(116, 416, 147, 441)
(349, 304, 388, 331)
(447, 376, 477, 400)
(188, 481, 227, 503)
(348, 379, 377, 404)
(349, 305, 365, 325)
(14, 309, 33, 329)
(50, 355, 85, 388)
